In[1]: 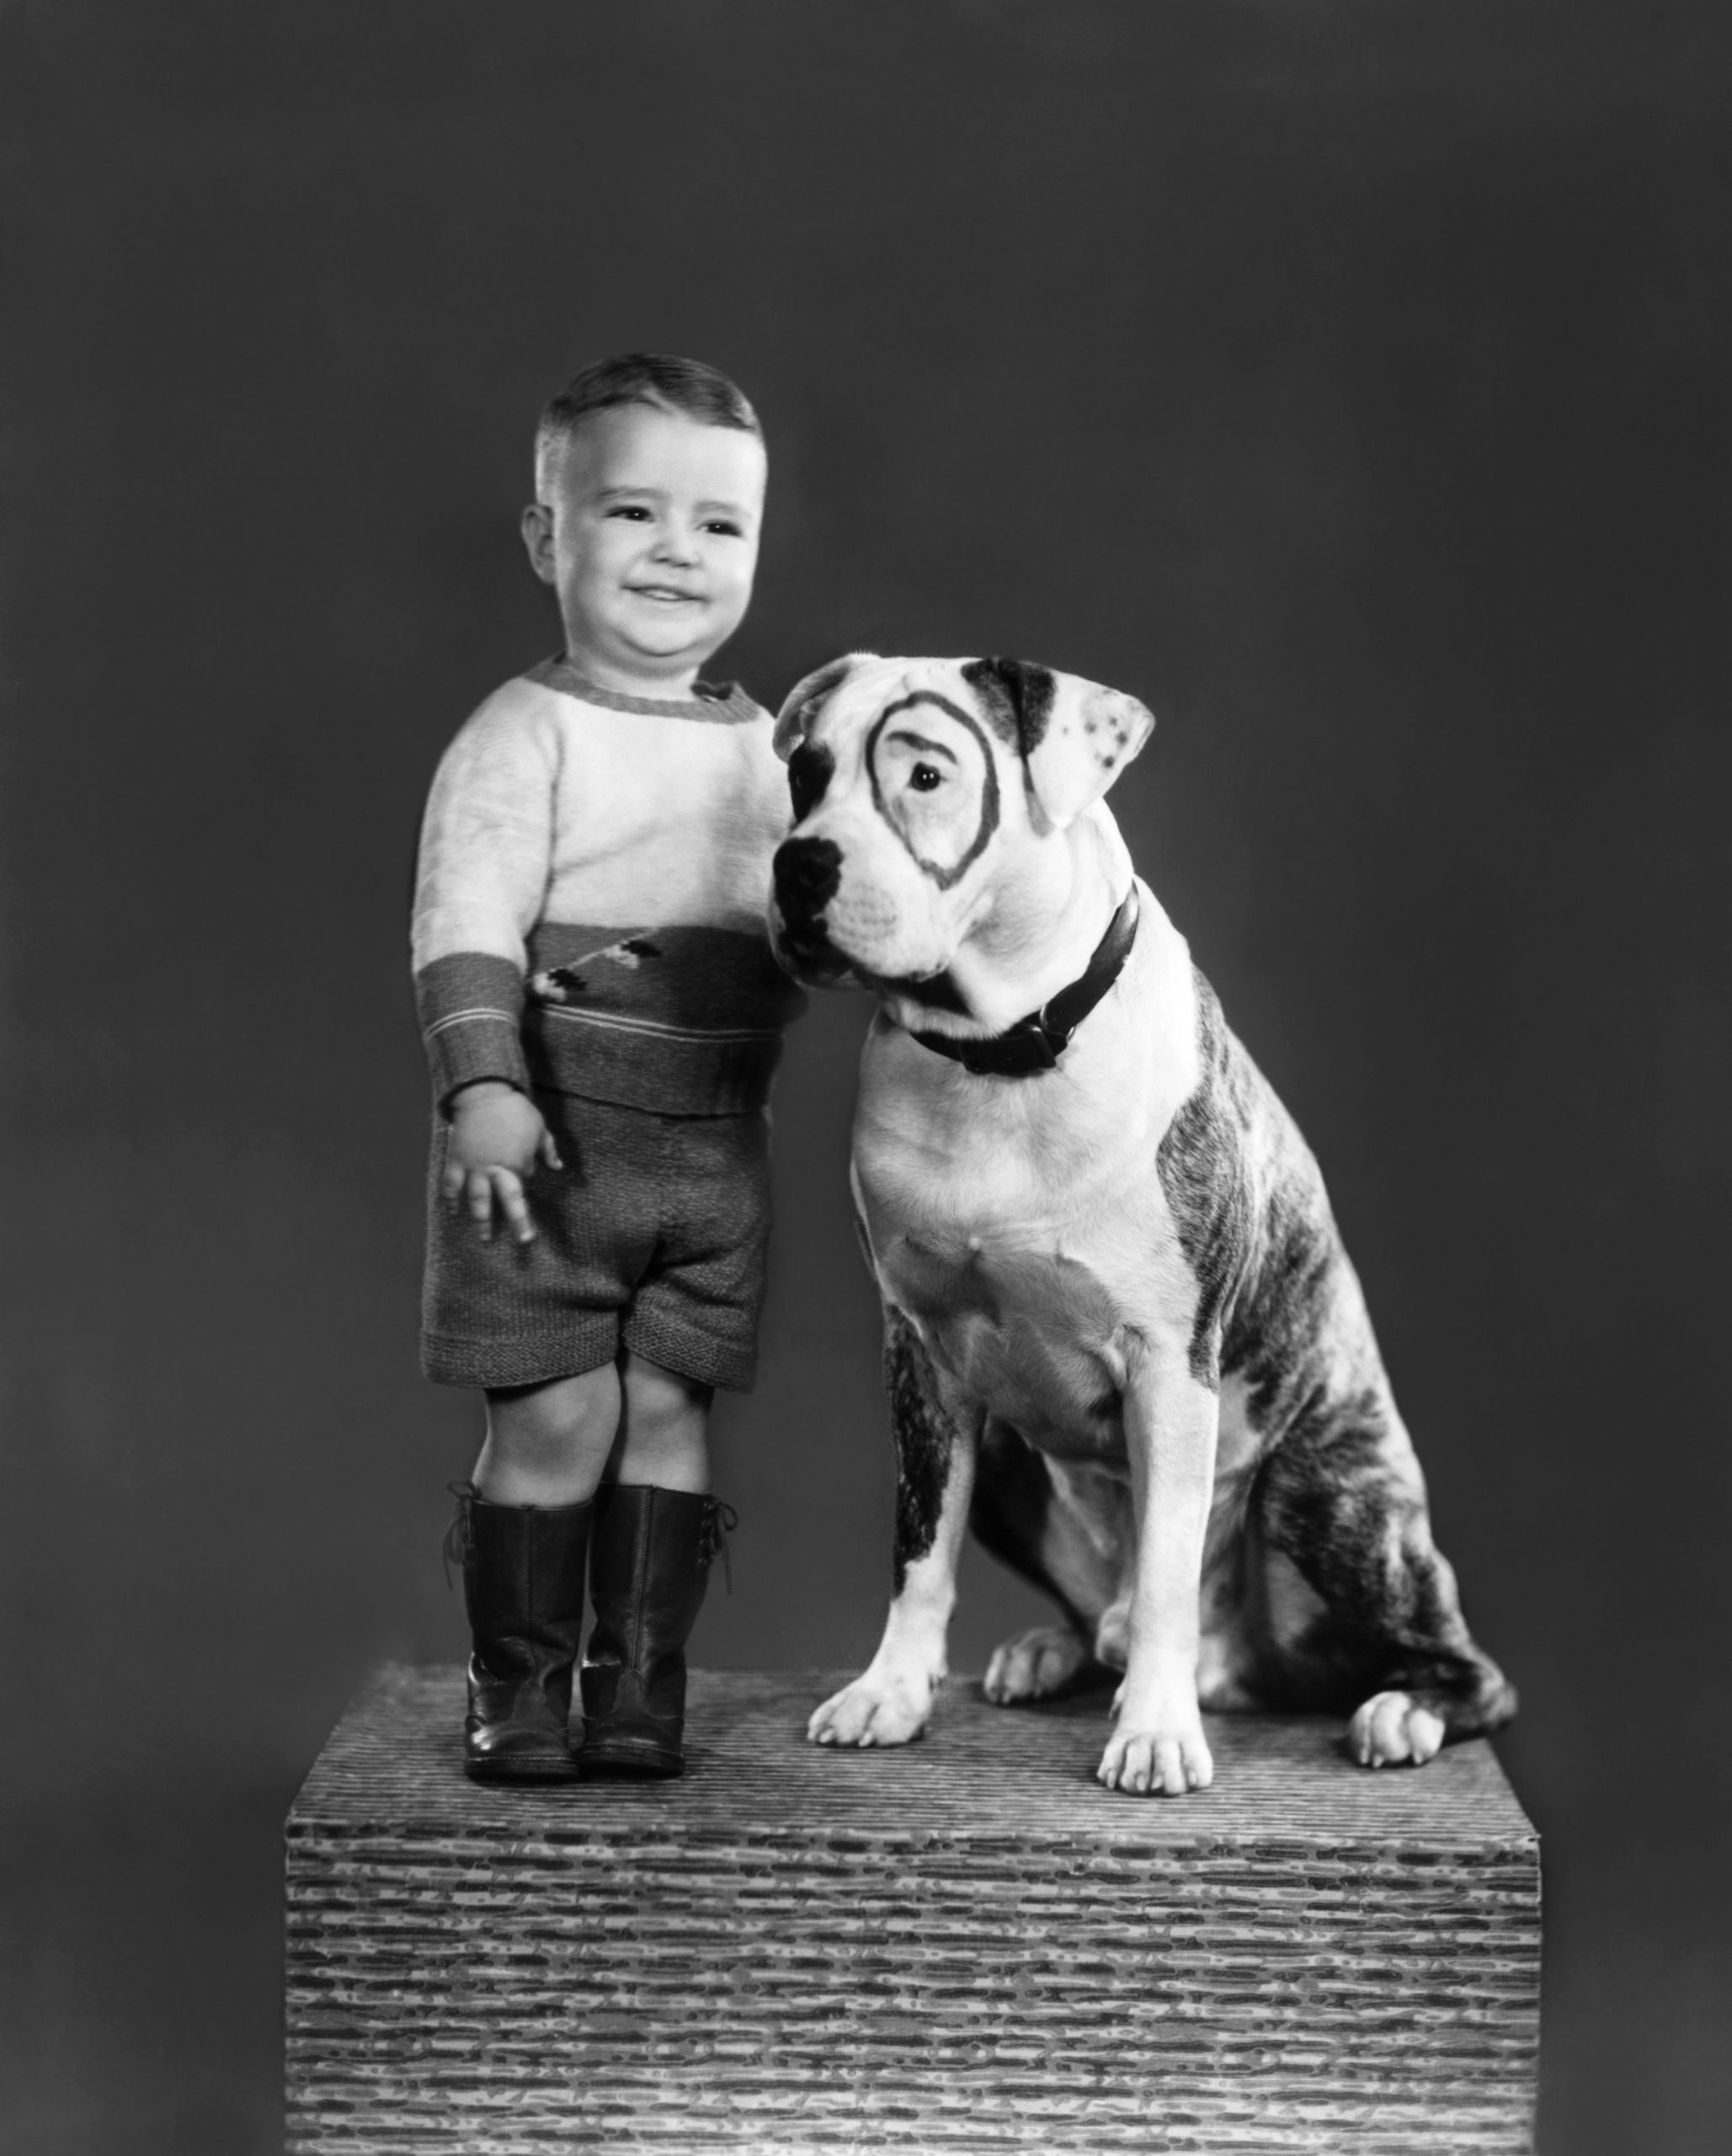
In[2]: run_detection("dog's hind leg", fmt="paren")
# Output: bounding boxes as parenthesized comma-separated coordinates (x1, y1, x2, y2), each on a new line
(808, 1307, 981, 1750)
(1254, 1397, 1516, 1766)
(972, 1428, 1123, 1705)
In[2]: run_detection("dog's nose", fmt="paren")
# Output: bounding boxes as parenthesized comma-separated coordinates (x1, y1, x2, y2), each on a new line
(772, 835, 843, 925)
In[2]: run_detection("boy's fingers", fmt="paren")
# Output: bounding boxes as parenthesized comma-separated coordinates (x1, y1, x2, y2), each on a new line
(537, 1128, 563, 1171)
(442, 1161, 466, 1208)
(466, 1170, 497, 1237)
(491, 1167, 536, 1245)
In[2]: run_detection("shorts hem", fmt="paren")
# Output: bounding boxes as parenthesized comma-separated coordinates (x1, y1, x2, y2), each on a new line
(421, 1323, 620, 1390)
(621, 1310, 757, 1394)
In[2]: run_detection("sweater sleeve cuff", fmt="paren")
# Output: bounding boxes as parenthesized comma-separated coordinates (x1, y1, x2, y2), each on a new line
(414, 953, 530, 1111)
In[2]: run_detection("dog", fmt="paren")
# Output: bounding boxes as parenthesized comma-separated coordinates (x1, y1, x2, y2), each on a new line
(768, 653, 1515, 1797)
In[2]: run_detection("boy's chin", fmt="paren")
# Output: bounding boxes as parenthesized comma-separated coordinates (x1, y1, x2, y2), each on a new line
(621, 616, 733, 664)
(573, 632, 721, 687)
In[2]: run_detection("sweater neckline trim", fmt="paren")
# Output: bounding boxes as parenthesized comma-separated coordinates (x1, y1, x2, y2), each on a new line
(527, 655, 759, 723)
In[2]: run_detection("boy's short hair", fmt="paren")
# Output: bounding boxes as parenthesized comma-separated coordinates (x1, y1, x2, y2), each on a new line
(535, 353, 762, 496)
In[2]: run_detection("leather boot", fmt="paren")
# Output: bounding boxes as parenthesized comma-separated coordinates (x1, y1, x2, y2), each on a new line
(445, 1482, 589, 1782)
(579, 1484, 734, 1778)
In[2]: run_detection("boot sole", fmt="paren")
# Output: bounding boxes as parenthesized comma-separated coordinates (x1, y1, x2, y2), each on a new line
(463, 1753, 582, 1784)
(580, 1742, 684, 1779)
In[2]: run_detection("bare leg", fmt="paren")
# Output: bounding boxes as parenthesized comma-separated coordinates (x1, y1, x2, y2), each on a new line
(473, 1352, 711, 1506)
(474, 1365, 621, 1507)
(610, 1353, 712, 1492)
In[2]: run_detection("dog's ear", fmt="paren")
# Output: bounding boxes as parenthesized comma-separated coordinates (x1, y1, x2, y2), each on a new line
(772, 654, 875, 760)
(962, 657, 1154, 829)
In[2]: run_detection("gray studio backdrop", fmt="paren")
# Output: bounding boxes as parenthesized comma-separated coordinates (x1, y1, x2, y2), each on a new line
(3, 6, 1728, 2153)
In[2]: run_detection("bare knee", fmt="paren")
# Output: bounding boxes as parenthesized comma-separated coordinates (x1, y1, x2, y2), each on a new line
(476, 1366, 621, 1504)
(614, 1354, 712, 1492)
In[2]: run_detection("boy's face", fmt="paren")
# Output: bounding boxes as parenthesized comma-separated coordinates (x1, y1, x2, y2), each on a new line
(523, 403, 766, 692)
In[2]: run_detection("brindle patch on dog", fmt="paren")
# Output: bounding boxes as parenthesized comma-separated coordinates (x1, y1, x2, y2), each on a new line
(1154, 971, 1258, 1389)
(1150, 969, 1515, 1733)
(884, 1308, 961, 1593)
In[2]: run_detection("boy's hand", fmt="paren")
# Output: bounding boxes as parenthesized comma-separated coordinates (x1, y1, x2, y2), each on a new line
(443, 1081, 562, 1244)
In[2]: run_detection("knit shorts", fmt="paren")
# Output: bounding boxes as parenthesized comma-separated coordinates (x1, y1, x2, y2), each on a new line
(421, 1089, 773, 1393)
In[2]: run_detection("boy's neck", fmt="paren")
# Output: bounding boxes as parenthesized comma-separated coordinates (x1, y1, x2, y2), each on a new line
(558, 636, 705, 702)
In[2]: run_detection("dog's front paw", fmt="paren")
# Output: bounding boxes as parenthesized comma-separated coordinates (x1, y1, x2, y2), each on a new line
(1098, 1694, 1214, 1797)
(983, 1625, 1092, 1705)
(807, 1668, 936, 1749)
(1348, 1690, 1446, 1768)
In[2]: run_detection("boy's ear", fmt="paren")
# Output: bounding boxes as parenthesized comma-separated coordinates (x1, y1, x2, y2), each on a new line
(772, 654, 874, 760)
(520, 502, 557, 585)
(961, 656, 1154, 829)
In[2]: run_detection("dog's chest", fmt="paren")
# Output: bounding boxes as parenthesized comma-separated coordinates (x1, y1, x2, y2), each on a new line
(877, 1220, 1132, 1457)
(853, 923, 1210, 1457)
(857, 1088, 1196, 1460)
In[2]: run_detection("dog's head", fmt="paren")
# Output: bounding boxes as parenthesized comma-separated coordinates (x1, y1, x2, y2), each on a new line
(768, 654, 1153, 992)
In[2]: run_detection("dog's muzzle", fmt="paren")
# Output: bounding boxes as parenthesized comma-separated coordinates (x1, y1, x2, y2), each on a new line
(771, 835, 850, 978)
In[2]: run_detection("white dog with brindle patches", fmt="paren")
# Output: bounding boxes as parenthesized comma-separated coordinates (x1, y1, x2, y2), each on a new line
(769, 653, 1514, 1797)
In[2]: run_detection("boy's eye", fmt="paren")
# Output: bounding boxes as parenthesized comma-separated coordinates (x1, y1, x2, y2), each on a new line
(606, 504, 653, 520)
(909, 764, 944, 793)
(703, 519, 743, 537)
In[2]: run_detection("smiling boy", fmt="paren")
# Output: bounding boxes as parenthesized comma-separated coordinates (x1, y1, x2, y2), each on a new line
(412, 355, 803, 1782)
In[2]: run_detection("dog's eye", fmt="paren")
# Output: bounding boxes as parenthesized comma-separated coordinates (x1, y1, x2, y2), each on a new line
(909, 763, 943, 792)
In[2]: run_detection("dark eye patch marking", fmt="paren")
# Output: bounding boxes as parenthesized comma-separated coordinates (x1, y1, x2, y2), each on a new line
(961, 655, 1057, 760)
(866, 692, 1000, 890)
(787, 738, 834, 822)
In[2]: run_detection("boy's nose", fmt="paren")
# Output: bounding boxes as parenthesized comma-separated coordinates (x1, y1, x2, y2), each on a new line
(653, 521, 701, 563)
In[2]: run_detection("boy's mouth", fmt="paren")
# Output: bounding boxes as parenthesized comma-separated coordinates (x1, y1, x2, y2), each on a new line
(629, 584, 704, 606)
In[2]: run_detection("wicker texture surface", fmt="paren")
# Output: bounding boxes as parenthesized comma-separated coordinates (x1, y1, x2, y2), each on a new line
(285, 1664, 1539, 2153)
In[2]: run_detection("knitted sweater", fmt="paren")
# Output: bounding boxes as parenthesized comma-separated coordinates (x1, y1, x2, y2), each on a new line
(412, 657, 804, 1117)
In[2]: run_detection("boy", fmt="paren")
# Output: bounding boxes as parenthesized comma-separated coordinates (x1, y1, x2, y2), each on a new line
(413, 354, 802, 1782)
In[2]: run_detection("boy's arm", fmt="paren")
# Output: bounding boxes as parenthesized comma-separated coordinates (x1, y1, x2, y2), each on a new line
(411, 691, 558, 1111)
(413, 691, 562, 1241)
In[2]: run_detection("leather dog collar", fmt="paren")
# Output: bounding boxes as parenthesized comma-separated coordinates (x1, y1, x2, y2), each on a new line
(909, 888, 1140, 1078)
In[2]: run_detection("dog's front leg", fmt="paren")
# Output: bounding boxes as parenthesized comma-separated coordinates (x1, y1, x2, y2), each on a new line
(808, 1308, 978, 1750)
(1098, 1328, 1218, 1796)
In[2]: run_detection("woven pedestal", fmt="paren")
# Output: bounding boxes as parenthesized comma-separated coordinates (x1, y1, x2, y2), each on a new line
(285, 1664, 1538, 2153)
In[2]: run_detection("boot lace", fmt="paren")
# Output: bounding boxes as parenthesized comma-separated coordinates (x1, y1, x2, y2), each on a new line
(441, 1480, 477, 1590)
(700, 1497, 739, 1593)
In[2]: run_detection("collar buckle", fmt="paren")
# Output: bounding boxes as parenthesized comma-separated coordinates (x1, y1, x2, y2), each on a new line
(954, 1018, 1063, 1078)
(909, 888, 1138, 1081)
